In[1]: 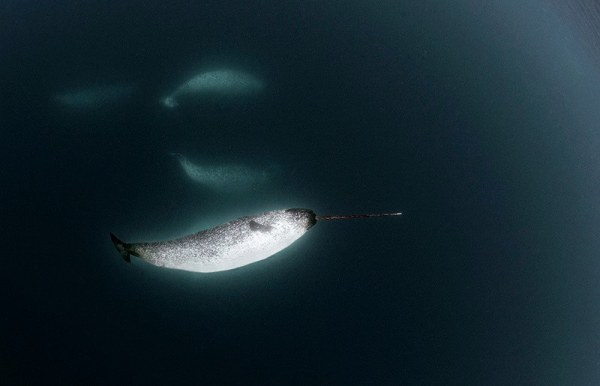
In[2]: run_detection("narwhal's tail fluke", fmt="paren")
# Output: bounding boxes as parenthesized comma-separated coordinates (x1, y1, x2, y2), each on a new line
(110, 232, 132, 263)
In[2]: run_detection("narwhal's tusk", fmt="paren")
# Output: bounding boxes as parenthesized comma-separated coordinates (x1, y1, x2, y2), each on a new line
(316, 212, 402, 221)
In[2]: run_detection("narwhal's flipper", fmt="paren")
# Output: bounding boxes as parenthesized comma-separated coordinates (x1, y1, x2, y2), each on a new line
(249, 220, 274, 233)
(110, 232, 133, 263)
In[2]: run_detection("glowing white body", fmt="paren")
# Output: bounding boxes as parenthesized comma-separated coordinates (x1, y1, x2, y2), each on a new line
(122, 209, 316, 273)
(171, 153, 275, 191)
(54, 84, 134, 109)
(162, 69, 264, 108)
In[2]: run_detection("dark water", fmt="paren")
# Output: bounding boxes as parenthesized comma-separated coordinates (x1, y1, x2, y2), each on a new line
(3, 0, 600, 384)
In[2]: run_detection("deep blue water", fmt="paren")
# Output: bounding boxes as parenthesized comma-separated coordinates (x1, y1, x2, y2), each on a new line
(3, 0, 600, 384)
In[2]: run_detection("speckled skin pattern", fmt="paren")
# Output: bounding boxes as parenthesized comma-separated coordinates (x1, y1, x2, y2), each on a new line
(129, 209, 316, 273)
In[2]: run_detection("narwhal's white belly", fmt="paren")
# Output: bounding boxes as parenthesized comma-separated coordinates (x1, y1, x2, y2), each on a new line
(177, 230, 306, 272)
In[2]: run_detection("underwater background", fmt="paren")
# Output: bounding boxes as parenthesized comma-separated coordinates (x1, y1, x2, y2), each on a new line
(3, 0, 600, 384)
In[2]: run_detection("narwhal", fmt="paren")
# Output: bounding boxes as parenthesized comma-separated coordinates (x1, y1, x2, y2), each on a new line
(54, 84, 135, 109)
(110, 208, 402, 273)
(161, 69, 264, 108)
(170, 153, 278, 191)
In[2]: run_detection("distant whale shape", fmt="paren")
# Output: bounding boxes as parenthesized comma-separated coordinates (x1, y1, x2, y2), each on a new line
(161, 69, 264, 108)
(170, 153, 278, 191)
(54, 84, 135, 109)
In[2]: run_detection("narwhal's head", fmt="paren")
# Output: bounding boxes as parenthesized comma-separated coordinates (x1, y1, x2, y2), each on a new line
(162, 96, 178, 108)
(284, 208, 317, 230)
